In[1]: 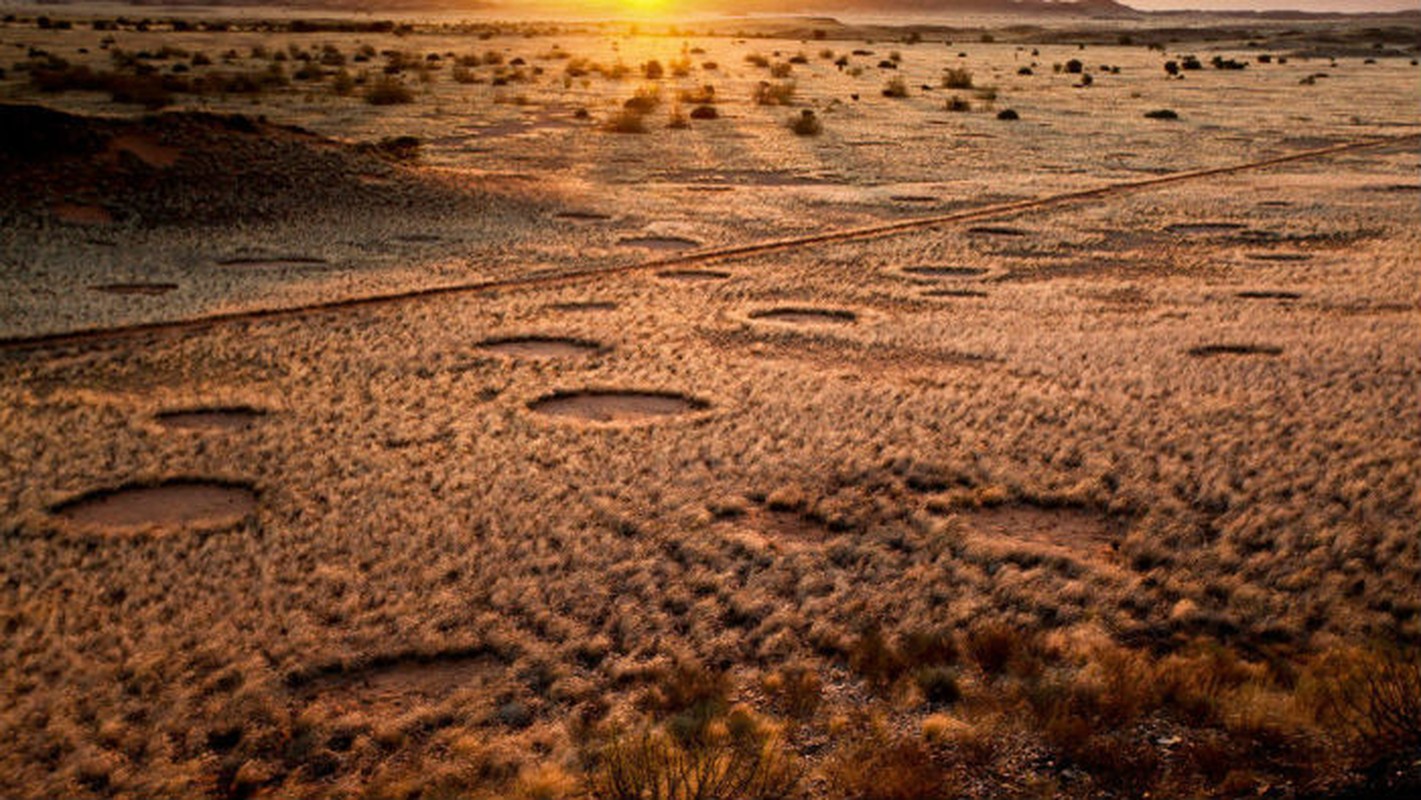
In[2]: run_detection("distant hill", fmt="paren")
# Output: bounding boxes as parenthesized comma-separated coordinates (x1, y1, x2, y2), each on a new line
(49, 0, 1139, 16)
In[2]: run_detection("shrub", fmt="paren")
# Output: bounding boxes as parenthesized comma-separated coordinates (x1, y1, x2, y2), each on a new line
(945, 95, 970, 112)
(823, 728, 953, 800)
(915, 666, 962, 706)
(745, 53, 769, 68)
(882, 76, 909, 98)
(942, 67, 973, 89)
(788, 109, 821, 136)
(690, 104, 718, 120)
(1317, 646, 1421, 768)
(364, 75, 413, 105)
(1065, 59, 1083, 74)
(996, 108, 1019, 121)
(642, 60, 663, 79)
(753, 80, 796, 105)
(604, 108, 647, 134)
(586, 709, 801, 800)
(761, 664, 822, 719)
(1144, 108, 1179, 120)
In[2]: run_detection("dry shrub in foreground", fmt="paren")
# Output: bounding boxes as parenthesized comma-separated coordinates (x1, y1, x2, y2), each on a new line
(584, 708, 802, 800)
(1315, 646, 1421, 771)
(823, 718, 955, 800)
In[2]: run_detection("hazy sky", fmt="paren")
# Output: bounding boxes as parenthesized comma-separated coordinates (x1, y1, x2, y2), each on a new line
(1124, 0, 1417, 10)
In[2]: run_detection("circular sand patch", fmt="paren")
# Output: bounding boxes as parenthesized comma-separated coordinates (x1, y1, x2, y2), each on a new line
(617, 236, 700, 251)
(529, 390, 708, 423)
(550, 301, 617, 313)
(749, 307, 857, 325)
(555, 211, 613, 222)
(923, 288, 989, 298)
(52, 203, 113, 225)
(91, 283, 179, 296)
(52, 479, 257, 533)
(1246, 252, 1312, 262)
(902, 266, 988, 279)
(657, 269, 731, 282)
(1187, 344, 1283, 357)
(477, 336, 602, 358)
(967, 226, 1028, 237)
(1236, 290, 1302, 300)
(1164, 223, 1246, 235)
(218, 256, 328, 268)
(156, 407, 266, 432)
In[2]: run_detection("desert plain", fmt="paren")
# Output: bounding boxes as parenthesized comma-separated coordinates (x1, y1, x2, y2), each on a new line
(0, 3, 1419, 798)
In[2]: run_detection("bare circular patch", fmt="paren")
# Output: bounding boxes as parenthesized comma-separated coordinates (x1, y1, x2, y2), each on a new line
(529, 390, 709, 423)
(902, 266, 988, 279)
(53, 203, 113, 225)
(1236, 290, 1302, 300)
(555, 210, 612, 222)
(52, 479, 257, 533)
(156, 407, 267, 432)
(91, 283, 179, 296)
(549, 300, 617, 313)
(657, 269, 731, 282)
(218, 256, 328, 268)
(749, 307, 857, 325)
(1246, 252, 1312, 262)
(617, 236, 700, 251)
(477, 336, 602, 358)
(923, 288, 989, 298)
(1187, 344, 1283, 357)
(1165, 222, 1246, 235)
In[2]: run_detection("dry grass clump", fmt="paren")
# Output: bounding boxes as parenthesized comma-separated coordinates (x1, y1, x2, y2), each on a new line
(823, 717, 955, 800)
(881, 76, 909, 98)
(754, 80, 796, 106)
(788, 109, 822, 137)
(364, 75, 413, 105)
(942, 67, 973, 89)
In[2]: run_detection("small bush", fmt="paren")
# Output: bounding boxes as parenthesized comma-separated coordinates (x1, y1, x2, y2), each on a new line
(604, 108, 647, 134)
(945, 95, 970, 112)
(996, 108, 1019, 121)
(1144, 108, 1179, 120)
(915, 666, 962, 706)
(690, 105, 718, 120)
(754, 80, 796, 106)
(364, 75, 413, 105)
(769, 62, 793, 79)
(942, 67, 973, 89)
(823, 727, 953, 800)
(882, 76, 909, 98)
(788, 109, 821, 136)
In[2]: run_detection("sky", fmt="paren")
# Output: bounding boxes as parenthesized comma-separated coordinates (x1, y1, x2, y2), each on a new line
(1124, 0, 1418, 12)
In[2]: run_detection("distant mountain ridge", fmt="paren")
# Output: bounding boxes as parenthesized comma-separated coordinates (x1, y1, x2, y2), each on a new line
(53, 0, 1141, 15)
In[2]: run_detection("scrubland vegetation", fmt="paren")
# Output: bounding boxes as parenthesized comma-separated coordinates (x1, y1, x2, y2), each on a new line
(0, 6, 1419, 800)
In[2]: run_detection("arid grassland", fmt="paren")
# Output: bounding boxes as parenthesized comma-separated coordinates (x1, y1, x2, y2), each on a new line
(1, 5, 1419, 800)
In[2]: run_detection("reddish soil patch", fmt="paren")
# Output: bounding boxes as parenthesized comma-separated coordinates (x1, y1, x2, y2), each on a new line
(529, 390, 708, 423)
(156, 407, 266, 432)
(91, 283, 178, 296)
(903, 266, 988, 278)
(52, 203, 113, 225)
(657, 269, 731, 281)
(298, 653, 497, 717)
(1165, 222, 1247, 235)
(749, 307, 857, 324)
(218, 256, 327, 268)
(549, 301, 617, 312)
(1246, 252, 1312, 262)
(923, 288, 989, 298)
(52, 479, 257, 533)
(617, 236, 700, 251)
(109, 134, 181, 168)
(961, 505, 1122, 562)
(477, 336, 602, 358)
(1187, 344, 1284, 357)
(555, 210, 613, 222)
